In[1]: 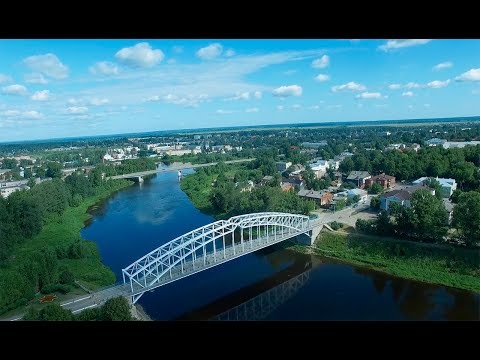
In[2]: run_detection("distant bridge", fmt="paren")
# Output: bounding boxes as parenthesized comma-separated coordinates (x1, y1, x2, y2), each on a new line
(109, 158, 255, 181)
(122, 212, 323, 303)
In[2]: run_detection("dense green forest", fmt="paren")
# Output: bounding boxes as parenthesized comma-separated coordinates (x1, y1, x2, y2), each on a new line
(0, 169, 132, 314)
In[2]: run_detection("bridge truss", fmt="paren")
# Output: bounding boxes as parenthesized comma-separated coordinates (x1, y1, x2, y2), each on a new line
(122, 212, 312, 303)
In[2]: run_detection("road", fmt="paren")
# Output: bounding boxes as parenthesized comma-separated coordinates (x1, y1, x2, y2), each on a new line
(109, 158, 255, 180)
(312, 196, 377, 228)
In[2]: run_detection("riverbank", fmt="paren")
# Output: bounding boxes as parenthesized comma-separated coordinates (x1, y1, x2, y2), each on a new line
(0, 179, 133, 317)
(287, 230, 480, 293)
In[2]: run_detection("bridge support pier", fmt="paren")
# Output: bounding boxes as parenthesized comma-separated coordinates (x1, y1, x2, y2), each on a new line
(296, 225, 323, 246)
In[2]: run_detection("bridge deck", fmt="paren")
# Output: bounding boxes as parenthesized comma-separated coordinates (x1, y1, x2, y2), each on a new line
(128, 227, 317, 297)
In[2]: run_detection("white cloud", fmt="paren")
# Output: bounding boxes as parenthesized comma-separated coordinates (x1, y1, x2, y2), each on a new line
(245, 107, 259, 113)
(277, 105, 284, 111)
(147, 93, 208, 108)
(89, 98, 109, 106)
(375, 104, 388, 108)
(67, 106, 88, 114)
(379, 39, 431, 52)
(332, 81, 366, 92)
(229, 92, 250, 101)
(31, 90, 52, 101)
(402, 91, 414, 97)
(433, 61, 453, 71)
(89, 61, 119, 76)
(455, 68, 480, 82)
(172, 46, 184, 54)
(24, 73, 48, 84)
(404, 82, 421, 89)
(426, 79, 450, 88)
(424, 103, 431, 108)
(23, 53, 69, 79)
(327, 104, 342, 109)
(388, 84, 402, 90)
(308, 105, 320, 110)
(292, 104, 301, 109)
(0, 74, 12, 83)
(272, 85, 302, 97)
(2, 84, 27, 96)
(254, 91, 262, 99)
(23, 110, 43, 119)
(408, 105, 414, 109)
(311, 55, 329, 69)
(196, 43, 223, 60)
(115, 42, 164, 68)
(225, 49, 235, 57)
(314, 74, 330, 82)
(356, 92, 383, 99)
(2, 110, 21, 117)
(216, 109, 233, 114)
(67, 98, 81, 105)
(283, 69, 297, 75)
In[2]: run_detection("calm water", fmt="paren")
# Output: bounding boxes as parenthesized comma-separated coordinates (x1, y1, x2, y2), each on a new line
(81, 165, 479, 320)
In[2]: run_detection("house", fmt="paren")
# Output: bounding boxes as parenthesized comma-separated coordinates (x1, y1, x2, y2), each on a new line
(276, 161, 292, 172)
(280, 182, 295, 192)
(379, 184, 434, 211)
(301, 141, 328, 148)
(298, 189, 333, 207)
(236, 180, 255, 193)
(346, 171, 371, 188)
(442, 141, 480, 149)
(380, 190, 412, 211)
(347, 188, 368, 202)
(0, 183, 30, 198)
(309, 160, 330, 179)
(281, 177, 305, 191)
(259, 175, 275, 186)
(288, 164, 305, 176)
(328, 159, 341, 170)
(365, 173, 396, 189)
(426, 138, 447, 147)
(412, 177, 457, 198)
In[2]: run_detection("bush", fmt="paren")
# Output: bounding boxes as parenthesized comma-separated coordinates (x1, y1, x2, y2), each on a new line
(59, 269, 75, 285)
(330, 221, 343, 231)
(41, 284, 72, 294)
(100, 297, 133, 321)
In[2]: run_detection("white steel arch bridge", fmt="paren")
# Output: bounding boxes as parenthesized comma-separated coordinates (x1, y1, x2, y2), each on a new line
(122, 212, 322, 303)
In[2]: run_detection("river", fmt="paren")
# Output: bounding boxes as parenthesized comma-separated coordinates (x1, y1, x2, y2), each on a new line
(81, 165, 479, 320)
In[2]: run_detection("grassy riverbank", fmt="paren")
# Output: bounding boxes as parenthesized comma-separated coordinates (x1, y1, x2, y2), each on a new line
(289, 230, 480, 292)
(0, 180, 133, 316)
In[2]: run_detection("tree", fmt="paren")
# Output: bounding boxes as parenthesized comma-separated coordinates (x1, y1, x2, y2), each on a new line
(339, 157, 354, 173)
(369, 183, 383, 195)
(370, 196, 380, 210)
(424, 178, 442, 199)
(38, 304, 74, 321)
(452, 191, 480, 247)
(46, 162, 63, 178)
(100, 297, 133, 321)
(1, 158, 17, 169)
(409, 189, 449, 242)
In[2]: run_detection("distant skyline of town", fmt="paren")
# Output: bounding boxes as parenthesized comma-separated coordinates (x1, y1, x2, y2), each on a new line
(1, 39, 479, 142)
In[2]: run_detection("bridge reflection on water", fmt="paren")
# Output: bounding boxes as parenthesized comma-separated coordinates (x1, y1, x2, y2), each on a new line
(175, 251, 322, 321)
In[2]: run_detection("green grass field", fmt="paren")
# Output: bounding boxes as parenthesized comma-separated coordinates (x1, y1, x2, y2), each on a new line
(289, 231, 480, 292)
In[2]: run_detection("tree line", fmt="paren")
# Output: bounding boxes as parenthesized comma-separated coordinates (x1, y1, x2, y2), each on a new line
(357, 189, 480, 247)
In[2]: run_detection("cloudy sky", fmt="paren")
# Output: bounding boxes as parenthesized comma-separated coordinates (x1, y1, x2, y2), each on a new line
(0, 39, 479, 142)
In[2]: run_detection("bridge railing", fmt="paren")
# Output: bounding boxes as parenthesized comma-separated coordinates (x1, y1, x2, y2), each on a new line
(122, 212, 311, 301)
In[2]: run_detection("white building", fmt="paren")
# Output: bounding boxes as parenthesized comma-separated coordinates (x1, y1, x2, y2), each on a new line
(347, 188, 368, 202)
(412, 177, 457, 198)
(442, 141, 480, 149)
(309, 160, 330, 179)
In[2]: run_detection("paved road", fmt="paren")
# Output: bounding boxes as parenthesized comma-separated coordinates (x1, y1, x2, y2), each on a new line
(312, 196, 376, 228)
(110, 158, 255, 180)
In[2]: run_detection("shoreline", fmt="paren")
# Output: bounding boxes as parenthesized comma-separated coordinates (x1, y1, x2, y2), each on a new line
(288, 230, 480, 293)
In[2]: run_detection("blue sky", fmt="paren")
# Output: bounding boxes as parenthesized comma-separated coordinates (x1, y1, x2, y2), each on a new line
(0, 39, 479, 142)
